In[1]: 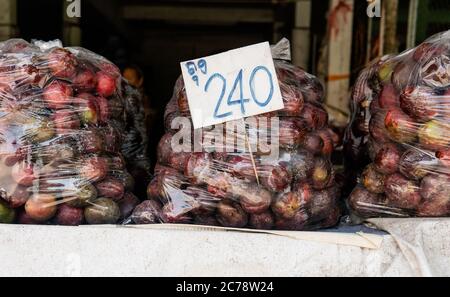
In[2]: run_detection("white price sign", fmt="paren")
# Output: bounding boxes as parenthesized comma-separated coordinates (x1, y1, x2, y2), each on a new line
(180, 42, 284, 129)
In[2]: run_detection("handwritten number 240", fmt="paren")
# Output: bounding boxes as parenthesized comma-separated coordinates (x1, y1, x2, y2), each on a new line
(204, 66, 274, 119)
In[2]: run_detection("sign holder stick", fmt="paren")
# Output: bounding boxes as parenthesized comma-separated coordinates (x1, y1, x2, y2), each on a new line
(241, 118, 260, 185)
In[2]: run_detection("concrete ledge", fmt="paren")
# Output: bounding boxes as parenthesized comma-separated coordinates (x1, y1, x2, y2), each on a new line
(0, 223, 415, 276)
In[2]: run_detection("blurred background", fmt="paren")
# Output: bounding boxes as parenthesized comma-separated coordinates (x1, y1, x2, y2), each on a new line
(0, 0, 449, 160)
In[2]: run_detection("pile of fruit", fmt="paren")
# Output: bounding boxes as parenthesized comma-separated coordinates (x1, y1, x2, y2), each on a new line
(345, 31, 450, 217)
(131, 59, 342, 230)
(0, 39, 140, 225)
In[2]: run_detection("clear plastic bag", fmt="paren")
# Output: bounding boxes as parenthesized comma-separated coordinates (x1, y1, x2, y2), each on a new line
(131, 43, 342, 230)
(345, 31, 450, 218)
(0, 39, 139, 225)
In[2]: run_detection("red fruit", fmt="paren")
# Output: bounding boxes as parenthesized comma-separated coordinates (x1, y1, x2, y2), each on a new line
(274, 209, 309, 231)
(11, 161, 36, 186)
(3, 185, 30, 208)
(413, 42, 447, 62)
(168, 152, 191, 173)
(417, 199, 450, 217)
(161, 204, 192, 224)
(317, 129, 334, 155)
(96, 177, 125, 201)
(392, 59, 419, 92)
(131, 200, 162, 224)
(399, 149, 437, 180)
(73, 69, 96, 91)
(206, 185, 228, 199)
(80, 156, 109, 182)
(76, 93, 99, 125)
(384, 109, 418, 143)
(378, 84, 399, 109)
(311, 157, 333, 190)
(78, 129, 104, 154)
(348, 186, 385, 218)
(300, 103, 328, 131)
(55, 204, 84, 226)
(400, 86, 437, 121)
(249, 211, 274, 230)
(47, 48, 77, 78)
(384, 173, 421, 210)
(292, 181, 313, 201)
(301, 80, 324, 103)
(272, 191, 309, 219)
(374, 143, 401, 174)
(234, 183, 272, 214)
(228, 155, 258, 181)
(51, 109, 80, 134)
(95, 96, 109, 123)
(418, 120, 450, 151)
(290, 150, 315, 181)
(43, 81, 73, 109)
(184, 153, 212, 184)
(25, 194, 57, 222)
(97, 61, 121, 78)
(420, 174, 450, 201)
(96, 71, 116, 97)
(309, 188, 337, 219)
(216, 201, 248, 228)
(302, 132, 324, 155)
(369, 112, 390, 143)
(118, 192, 141, 220)
(279, 118, 307, 148)
(261, 165, 291, 192)
(362, 164, 386, 194)
(280, 83, 304, 116)
(436, 149, 450, 167)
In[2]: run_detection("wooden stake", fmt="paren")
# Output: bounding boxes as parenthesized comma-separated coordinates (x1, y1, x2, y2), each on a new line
(242, 118, 260, 185)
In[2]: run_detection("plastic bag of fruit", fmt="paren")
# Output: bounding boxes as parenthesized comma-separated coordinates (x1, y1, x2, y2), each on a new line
(129, 41, 342, 230)
(0, 39, 140, 225)
(345, 30, 450, 218)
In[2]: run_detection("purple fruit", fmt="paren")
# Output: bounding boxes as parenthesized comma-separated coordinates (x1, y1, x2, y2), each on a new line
(309, 188, 337, 219)
(249, 211, 274, 230)
(274, 210, 309, 231)
(384, 173, 421, 210)
(348, 186, 385, 217)
(362, 164, 386, 194)
(216, 201, 248, 228)
(55, 204, 84, 225)
(131, 200, 162, 224)
(311, 157, 334, 190)
(420, 174, 450, 201)
(374, 143, 401, 174)
(400, 86, 437, 121)
(272, 191, 309, 219)
(399, 149, 437, 180)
